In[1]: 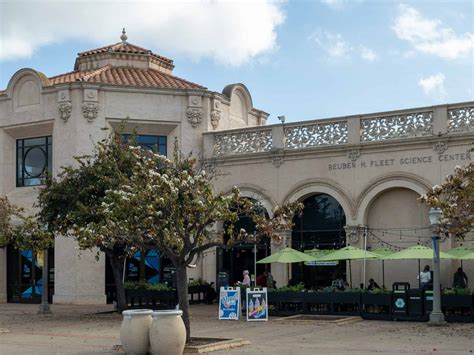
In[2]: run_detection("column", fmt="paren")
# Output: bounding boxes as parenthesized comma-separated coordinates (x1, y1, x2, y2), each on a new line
(0, 248, 6, 303)
(271, 230, 292, 288)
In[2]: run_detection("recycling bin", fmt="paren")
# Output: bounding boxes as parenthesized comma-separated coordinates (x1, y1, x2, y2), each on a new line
(392, 282, 409, 317)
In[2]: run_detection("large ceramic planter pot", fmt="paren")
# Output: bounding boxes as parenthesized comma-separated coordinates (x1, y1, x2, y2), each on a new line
(120, 309, 153, 354)
(150, 310, 186, 355)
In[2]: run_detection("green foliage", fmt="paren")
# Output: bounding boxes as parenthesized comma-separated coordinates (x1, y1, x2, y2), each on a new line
(124, 281, 174, 291)
(188, 278, 210, 287)
(0, 197, 53, 252)
(274, 282, 306, 293)
(363, 288, 389, 294)
(442, 287, 471, 296)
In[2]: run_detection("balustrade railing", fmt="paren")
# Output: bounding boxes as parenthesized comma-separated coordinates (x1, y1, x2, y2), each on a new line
(206, 104, 473, 158)
(285, 121, 348, 149)
(447, 107, 474, 133)
(213, 128, 273, 156)
(360, 111, 433, 142)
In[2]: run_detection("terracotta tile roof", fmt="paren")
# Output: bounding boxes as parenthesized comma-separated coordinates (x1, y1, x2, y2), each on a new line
(78, 42, 173, 65)
(48, 66, 206, 90)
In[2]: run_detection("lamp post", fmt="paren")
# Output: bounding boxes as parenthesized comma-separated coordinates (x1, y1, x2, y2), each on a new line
(428, 207, 445, 325)
(38, 248, 51, 314)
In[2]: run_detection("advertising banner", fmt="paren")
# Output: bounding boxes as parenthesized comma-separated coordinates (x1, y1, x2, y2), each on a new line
(218, 287, 241, 320)
(246, 288, 268, 321)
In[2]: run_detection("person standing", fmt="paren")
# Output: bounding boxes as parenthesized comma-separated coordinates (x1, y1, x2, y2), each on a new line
(241, 270, 251, 286)
(418, 265, 431, 290)
(453, 267, 468, 288)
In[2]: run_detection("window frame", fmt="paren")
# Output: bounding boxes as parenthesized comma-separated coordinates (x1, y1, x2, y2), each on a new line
(16, 136, 52, 187)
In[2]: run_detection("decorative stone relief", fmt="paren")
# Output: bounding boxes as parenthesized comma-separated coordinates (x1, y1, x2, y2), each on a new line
(186, 107, 203, 128)
(433, 141, 448, 155)
(214, 129, 273, 156)
(347, 149, 361, 161)
(82, 102, 99, 122)
(272, 156, 284, 168)
(285, 121, 348, 149)
(447, 106, 474, 133)
(360, 111, 433, 142)
(58, 102, 72, 122)
(210, 110, 221, 130)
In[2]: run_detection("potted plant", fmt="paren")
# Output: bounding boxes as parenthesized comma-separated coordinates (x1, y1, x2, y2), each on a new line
(361, 288, 391, 319)
(442, 288, 472, 322)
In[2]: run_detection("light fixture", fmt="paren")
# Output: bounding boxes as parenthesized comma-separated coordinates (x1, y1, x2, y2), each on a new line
(428, 208, 443, 227)
(277, 115, 286, 124)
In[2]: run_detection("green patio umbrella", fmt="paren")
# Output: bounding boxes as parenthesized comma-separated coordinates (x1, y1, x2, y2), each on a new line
(457, 251, 474, 260)
(370, 247, 396, 288)
(383, 245, 455, 287)
(447, 246, 474, 268)
(318, 246, 380, 288)
(257, 247, 318, 264)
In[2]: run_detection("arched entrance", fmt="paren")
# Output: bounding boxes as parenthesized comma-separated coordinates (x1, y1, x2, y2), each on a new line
(216, 198, 270, 287)
(291, 193, 346, 288)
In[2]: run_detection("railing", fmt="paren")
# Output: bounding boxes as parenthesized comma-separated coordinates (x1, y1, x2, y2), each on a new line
(204, 103, 474, 158)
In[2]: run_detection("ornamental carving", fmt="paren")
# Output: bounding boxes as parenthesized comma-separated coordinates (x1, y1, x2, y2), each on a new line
(186, 107, 203, 128)
(82, 102, 99, 122)
(284, 121, 348, 149)
(210, 110, 221, 130)
(272, 156, 283, 168)
(214, 129, 273, 156)
(447, 107, 474, 133)
(58, 102, 72, 122)
(360, 111, 433, 142)
(433, 141, 448, 155)
(347, 149, 361, 161)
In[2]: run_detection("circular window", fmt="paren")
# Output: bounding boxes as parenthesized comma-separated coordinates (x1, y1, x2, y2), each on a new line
(24, 147, 47, 177)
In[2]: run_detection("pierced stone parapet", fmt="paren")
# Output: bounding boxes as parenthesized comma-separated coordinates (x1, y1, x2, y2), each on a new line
(214, 129, 273, 156)
(360, 111, 433, 142)
(447, 106, 474, 133)
(284, 121, 348, 149)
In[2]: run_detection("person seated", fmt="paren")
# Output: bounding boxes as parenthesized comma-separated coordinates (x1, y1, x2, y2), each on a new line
(256, 272, 267, 287)
(367, 278, 380, 291)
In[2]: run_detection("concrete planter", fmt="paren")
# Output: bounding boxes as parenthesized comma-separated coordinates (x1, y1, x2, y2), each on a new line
(150, 310, 186, 355)
(120, 309, 153, 354)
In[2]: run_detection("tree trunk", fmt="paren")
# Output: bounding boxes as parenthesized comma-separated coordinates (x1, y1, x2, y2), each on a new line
(139, 251, 146, 282)
(108, 253, 127, 311)
(175, 263, 191, 342)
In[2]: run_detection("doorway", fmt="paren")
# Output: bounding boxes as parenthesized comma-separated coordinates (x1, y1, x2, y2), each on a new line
(6, 246, 54, 303)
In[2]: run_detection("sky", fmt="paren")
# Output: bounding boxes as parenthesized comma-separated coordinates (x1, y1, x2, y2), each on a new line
(0, 0, 473, 124)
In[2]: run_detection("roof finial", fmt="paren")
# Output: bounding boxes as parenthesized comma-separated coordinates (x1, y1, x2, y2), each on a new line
(120, 28, 128, 42)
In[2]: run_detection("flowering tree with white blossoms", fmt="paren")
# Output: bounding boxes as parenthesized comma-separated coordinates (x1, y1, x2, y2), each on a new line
(36, 133, 155, 310)
(419, 161, 473, 238)
(94, 140, 302, 341)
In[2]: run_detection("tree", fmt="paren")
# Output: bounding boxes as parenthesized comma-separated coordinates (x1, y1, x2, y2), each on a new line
(0, 197, 53, 252)
(36, 133, 154, 310)
(83, 140, 302, 341)
(419, 162, 473, 238)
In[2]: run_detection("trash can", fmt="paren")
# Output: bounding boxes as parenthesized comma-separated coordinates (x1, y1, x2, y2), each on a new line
(392, 282, 409, 318)
(408, 289, 423, 317)
(424, 290, 433, 315)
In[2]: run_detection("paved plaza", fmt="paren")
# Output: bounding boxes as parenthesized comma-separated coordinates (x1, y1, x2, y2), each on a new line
(0, 303, 473, 354)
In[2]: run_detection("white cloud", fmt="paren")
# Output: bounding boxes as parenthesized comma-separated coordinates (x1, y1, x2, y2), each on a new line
(320, 0, 364, 10)
(392, 4, 474, 60)
(309, 31, 377, 62)
(0, 0, 285, 66)
(418, 73, 447, 100)
(359, 45, 377, 62)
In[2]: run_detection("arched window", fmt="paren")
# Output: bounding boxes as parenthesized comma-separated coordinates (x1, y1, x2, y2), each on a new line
(291, 193, 346, 288)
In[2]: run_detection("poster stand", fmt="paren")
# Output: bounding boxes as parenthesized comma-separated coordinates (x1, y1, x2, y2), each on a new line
(246, 287, 268, 321)
(218, 286, 241, 320)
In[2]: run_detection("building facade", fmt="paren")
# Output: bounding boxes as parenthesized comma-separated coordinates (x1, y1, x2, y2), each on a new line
(1, 33, 473, 304)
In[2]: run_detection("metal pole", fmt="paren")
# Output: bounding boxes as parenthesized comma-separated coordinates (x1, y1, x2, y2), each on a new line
(254, 242, 257, 287)
(363, 230, 367, 289)
(429, 235, 446, 324)
(38, 249, 51, 314)
(382, 260, 385, 288)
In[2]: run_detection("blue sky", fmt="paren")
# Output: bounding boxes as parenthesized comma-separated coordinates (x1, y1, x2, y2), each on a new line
(1, 0, 473, 124)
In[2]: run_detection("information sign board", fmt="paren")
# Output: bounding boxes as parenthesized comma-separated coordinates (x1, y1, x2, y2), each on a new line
(218, 287, 240, 320)
(246, 288, 268, 321)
